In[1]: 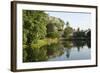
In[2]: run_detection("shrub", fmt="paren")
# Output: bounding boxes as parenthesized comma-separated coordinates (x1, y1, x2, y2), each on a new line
(47, 32, 60, 38)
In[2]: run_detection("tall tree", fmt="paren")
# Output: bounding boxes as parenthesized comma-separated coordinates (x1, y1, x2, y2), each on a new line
(66, 21, 70, 27)
(63, 22, 73, 39)
(46, 16, 64, 38)
(23, 10, 48, 46)
(47, 16, 64, 32)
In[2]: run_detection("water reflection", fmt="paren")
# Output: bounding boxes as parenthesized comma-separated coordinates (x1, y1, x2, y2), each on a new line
(23, 39, 91, 62)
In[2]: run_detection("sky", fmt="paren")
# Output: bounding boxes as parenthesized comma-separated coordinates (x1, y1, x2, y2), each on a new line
(45, 11, 91, 30)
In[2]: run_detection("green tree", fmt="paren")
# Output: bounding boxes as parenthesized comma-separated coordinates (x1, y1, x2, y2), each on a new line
(46, 16, 64, 38)
(23, 10, 48, 46)
(47, 16, 64, 31)
(63, 22, 73, 39)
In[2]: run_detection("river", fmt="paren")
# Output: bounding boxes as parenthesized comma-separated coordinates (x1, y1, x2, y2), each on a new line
(23, 40, 91, 62)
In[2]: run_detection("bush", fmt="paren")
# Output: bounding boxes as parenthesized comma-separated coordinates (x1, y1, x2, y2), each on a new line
(47, 32, 60, 38)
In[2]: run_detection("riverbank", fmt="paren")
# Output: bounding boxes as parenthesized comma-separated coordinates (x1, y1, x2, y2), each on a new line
(23, 38, 58, 49)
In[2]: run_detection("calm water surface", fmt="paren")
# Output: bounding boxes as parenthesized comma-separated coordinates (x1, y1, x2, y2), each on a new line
(24, 40, 91, 62)
(48, 45, 91, 61)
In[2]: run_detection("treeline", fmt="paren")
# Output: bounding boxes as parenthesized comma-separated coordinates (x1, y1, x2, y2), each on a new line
(23, 10, 64, 47)
(62, 21, 91, 40)
(23, 10, 91, 47)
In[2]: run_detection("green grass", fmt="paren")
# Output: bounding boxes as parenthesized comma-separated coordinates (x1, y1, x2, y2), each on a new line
(23, 38, 58, 49)
(31, 39, 47, 48)
(31, 38, 58, 49)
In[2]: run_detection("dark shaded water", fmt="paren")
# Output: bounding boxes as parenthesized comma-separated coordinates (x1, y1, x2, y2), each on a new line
(23, 40, 91, 62)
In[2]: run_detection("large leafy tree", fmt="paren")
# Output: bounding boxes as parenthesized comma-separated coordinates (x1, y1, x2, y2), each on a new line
(47, 16, 64, 31)
(23, 10, 48, 46)
(46, 16, 64, 38)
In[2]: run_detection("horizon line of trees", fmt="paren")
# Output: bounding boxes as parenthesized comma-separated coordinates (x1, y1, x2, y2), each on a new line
(23, 10, 91, 47)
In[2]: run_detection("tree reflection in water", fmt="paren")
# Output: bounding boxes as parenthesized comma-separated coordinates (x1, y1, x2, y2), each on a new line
(23, 39, 91, 62)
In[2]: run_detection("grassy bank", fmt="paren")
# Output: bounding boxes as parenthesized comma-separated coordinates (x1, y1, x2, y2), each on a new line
(23, 38, 58, 49)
